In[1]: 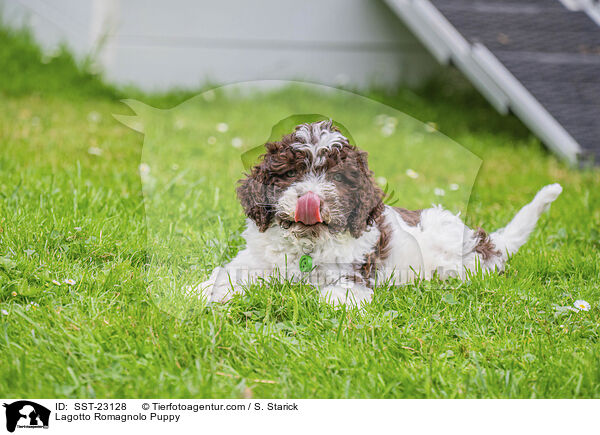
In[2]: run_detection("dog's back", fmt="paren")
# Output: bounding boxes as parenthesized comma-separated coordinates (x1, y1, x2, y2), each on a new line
(379, 184, 562, 282)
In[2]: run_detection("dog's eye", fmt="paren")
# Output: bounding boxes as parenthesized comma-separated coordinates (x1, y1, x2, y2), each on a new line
(332, 173, 343, 182)
(285, 170, 297, 178)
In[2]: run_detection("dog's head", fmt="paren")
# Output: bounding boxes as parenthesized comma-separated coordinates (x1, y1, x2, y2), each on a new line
(237, 120, 384, 239)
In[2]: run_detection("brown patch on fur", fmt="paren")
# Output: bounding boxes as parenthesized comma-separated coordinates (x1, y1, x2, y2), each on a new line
(474, 227, 501, 261)
(355, 215, 393, 286)
(333, 149, 385, 237)
(393, 207, 422, 226)
(237, 133, 309, 231)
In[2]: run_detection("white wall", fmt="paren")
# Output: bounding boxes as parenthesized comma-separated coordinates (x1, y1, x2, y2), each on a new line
(1, 0, 438, 91)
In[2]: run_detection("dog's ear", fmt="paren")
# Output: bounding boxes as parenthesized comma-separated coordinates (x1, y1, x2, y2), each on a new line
(347, 150, 384, 238)
(236, 150, 275, 232)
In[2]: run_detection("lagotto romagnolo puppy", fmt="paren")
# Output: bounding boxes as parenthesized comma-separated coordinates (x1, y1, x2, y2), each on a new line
(198, 120, 562, 306)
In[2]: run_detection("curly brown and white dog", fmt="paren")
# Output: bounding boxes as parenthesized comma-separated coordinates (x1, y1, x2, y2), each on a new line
(198, 120, 562, 306)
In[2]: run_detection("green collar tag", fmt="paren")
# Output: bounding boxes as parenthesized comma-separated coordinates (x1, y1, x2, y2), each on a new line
(299, 254, 313, 272)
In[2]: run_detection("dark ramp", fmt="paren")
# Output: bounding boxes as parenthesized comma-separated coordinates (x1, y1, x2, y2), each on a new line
(386, 0, 600, 163)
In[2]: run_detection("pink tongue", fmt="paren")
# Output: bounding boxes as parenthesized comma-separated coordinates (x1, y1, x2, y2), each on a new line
(295, 191, 322, 225)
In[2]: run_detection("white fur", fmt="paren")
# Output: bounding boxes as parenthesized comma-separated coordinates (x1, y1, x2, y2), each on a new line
(197, 184, 562, 306)
(292, 121, 347, 169)
(379, 184, 562, 283)
(276, 173, 342, 227)
(200, 219, 380, 305)
(196, 121, 562, 306)
(491, 183, 563, 256)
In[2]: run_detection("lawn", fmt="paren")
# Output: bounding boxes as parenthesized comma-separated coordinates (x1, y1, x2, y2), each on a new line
(1, 26, 599, 399)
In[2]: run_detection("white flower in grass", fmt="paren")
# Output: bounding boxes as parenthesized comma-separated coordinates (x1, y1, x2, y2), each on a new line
(376, 176, 387, 186)
(406, 169, 419, 179)
(449, 183, 459, 191)
(138, 163, 151, 176)
(574, 300, 590, 311)
(88, 146, 103, 156)
(64, 279, 76, 286)
(207, 136, 217, 145)
(87, 111, 102, 124)
(434, 188, 446, 197)
(52, 280, 61, 286)
(174, 118, 186, 130)
(1, 309, 8, 316)
(380, 124, 395, 137)
(216, 122, 229, 133)
(231, 137, 243, 149)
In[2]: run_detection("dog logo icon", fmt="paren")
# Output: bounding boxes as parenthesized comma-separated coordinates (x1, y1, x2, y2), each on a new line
(3, 401, 50, 432)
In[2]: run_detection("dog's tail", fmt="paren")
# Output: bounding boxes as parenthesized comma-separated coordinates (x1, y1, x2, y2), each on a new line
(490, 183, 562, 257)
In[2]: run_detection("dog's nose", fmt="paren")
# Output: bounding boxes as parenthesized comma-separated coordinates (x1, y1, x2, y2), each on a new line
(295, 191, 323, 225)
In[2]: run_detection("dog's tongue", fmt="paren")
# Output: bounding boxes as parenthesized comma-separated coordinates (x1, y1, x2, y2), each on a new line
(295, 191, 322, 225)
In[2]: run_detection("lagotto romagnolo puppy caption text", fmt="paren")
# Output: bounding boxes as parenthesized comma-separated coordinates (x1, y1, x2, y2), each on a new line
(197, 120, 562, 306)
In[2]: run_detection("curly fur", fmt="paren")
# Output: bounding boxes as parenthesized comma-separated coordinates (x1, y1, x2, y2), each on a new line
(198, 121, 562, 307)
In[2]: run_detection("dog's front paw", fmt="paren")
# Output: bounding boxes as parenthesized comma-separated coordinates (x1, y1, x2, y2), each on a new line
(195, 268, 244, 303)
(320, 284, 373, 307)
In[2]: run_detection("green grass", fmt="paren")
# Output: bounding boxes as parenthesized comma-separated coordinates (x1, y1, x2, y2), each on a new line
(1, 25, 600, 399)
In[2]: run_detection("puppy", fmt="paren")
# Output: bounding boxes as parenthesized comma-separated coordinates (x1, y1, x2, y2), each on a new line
(198, 120, 562, 306)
